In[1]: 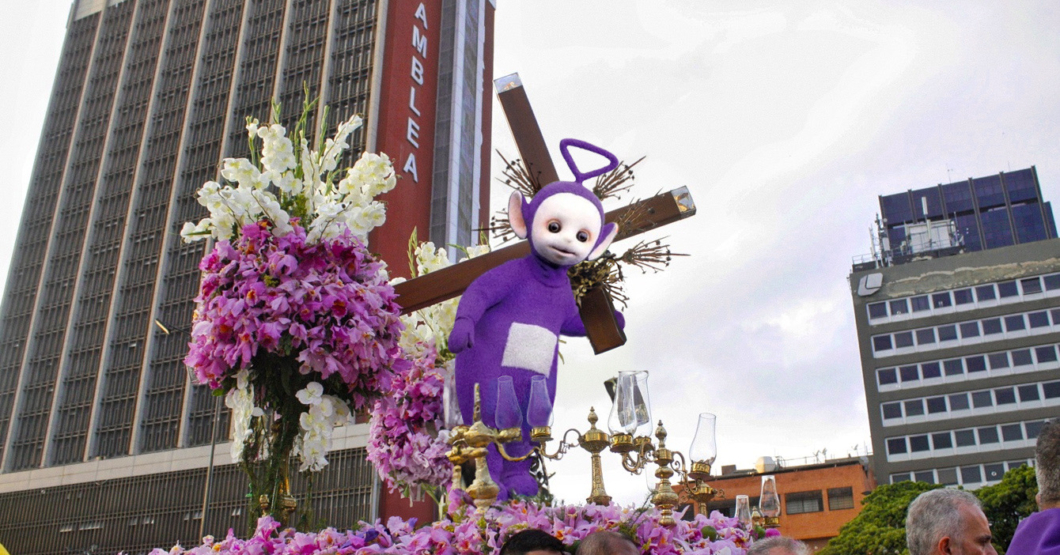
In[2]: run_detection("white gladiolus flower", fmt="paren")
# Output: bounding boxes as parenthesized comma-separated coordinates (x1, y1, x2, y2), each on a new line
(221, 159, 261, 188)
(226, 371, 255, 462)
(185, 106, 395, 248)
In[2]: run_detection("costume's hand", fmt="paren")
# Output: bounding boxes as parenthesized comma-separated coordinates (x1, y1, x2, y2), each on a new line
(614, 310, 625, 330)
(449, 317, 475, 353)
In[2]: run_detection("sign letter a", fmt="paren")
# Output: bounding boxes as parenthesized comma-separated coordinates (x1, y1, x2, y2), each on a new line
(414, 3, 428, 28)
(403, 153, 419, 183)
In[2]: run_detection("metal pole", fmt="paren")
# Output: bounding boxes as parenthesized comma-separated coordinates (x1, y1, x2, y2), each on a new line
(199, 394, 222, 539)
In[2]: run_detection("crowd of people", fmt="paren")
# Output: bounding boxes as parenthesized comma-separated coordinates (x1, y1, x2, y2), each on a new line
(494, 418, 1060, 555)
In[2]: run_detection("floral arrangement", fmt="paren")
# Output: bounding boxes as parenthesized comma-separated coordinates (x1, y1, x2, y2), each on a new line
(181, 98, 407, 523)
(158, 503, 753, 555)
(366, 340, 452, 498)
(367, 240, 489, 498)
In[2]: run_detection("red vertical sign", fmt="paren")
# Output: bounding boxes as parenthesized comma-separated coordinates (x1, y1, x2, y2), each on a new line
(372, 1, 440, 278)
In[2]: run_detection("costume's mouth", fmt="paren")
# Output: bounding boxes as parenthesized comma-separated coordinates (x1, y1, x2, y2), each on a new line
(549, 245, 575, 258)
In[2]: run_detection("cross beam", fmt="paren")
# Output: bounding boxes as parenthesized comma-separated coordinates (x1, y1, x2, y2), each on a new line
(393, 74, 697, 354)
(393, 186, 696, 313)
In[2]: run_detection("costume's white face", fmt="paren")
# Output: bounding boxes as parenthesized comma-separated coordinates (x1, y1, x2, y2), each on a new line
(531, 193, 603, 266)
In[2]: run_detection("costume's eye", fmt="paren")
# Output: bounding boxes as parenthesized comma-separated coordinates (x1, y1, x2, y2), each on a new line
(547, 221, 561, 233)
(576, 230, 589, 243)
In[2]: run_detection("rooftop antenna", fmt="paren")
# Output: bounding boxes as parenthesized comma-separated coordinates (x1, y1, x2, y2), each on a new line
(946, 165, 955, 183)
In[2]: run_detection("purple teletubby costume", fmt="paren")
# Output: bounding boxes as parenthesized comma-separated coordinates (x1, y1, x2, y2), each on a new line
(449, 138, 625, 499)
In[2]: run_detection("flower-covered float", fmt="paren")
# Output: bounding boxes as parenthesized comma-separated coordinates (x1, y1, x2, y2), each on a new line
(173, 98, 748, 554)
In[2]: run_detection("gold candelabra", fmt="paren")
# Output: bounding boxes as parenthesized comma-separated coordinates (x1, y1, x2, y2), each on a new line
(445, 383, 721, 526)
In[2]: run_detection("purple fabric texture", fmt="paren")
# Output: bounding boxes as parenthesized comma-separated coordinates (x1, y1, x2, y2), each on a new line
(448, 139, 623, 499)
(1009, 507, 1060, 554)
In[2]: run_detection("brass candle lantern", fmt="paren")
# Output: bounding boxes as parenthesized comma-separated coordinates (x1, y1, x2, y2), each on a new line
(758, 474, 781, 528)
(443, 371, 725, 526)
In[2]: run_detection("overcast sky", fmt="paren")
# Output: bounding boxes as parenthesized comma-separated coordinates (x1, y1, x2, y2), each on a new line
(2, 1, 1060, 506)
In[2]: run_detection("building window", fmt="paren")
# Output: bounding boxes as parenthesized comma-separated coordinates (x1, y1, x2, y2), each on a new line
(976, 285, 997, 301)
(1045, 274, 1060, 291)
(890, 299, 909, 315)
(994, 388, 1016, 405)
(887, 438, 908, 455)
(915, 328, 936, 345)
(965, 356, 987, 373)
(911, 296, 931, 312)
(1021, 277, 1043, 295)
(909, 435, 930, 452)
(959, 321, 980, 337)
(1004, 315, 1026, 332)
(932, 432, 953, 449)
(961, 465, 983, 484)
(905, 400, 925, 417)
(914, 471, 936, 484)
(982, 318, 1003, 335)
(944, 359, 964, 376)
(1018, 384, 1040, 402)
(949, 393, 970, 411)
(891, 473, 911, 484)
(877, 368, 898, 385)
(1011, 349, 1033, 366)
(921, 362, 942, 378)
(895, 332, 915, 348)
(932, 292, 952, 308)
(972, 391, 993, 408)
(1037, 346, 1058, 363)
(937, 468, 959, 485)
(1027, 421, 1046, 439)
(1001, 424, 1024, 442)
(937, 325, 958, 342)
(926, 396, 947, 414)
(988, 352, 1009, 369)
(1029, 311, 1051, 328)
(984, 463, 1006, 481)
(873, 336, 893, 352)
(882, 403, 902, 419)
(1043, 382, 1060, 399)
(828, 487, 855, 510)
(953, 289, 974, 305)
(998, 281, 1020, 298)
(954, 429, 976, 447)
(786, 490, 823, 515)
(978, 427, 1000, 444)
(868, 302, 888, 319)
(900, 365, 920, 382)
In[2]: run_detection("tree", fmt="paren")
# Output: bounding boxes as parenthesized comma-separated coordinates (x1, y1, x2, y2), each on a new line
(820, 480, 939, 555)
(975, 464, 1038, 554)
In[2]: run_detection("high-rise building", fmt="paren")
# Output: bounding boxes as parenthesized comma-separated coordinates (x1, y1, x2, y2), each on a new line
(0, 0, 493, 552)
(850, 167, 1060, 488)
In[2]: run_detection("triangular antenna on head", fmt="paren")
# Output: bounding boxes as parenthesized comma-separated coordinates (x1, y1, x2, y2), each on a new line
(560, 138, 620, 184)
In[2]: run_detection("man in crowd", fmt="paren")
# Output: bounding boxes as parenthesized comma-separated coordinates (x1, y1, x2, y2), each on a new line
(575, 530, 638, 555)
(746, 536, 811, 555)
(1009, 419, 1060, 554)
(906, 488, 996, 555)
(499, 529, 567, 555)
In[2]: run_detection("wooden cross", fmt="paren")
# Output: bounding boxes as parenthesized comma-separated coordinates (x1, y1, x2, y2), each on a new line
(393, 73, 697, 354)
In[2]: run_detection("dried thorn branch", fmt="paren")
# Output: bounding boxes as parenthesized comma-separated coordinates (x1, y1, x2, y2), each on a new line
(618, 237, 688, 274)
(496, 150, 542, 197)
(476, 212, 517, 244)
(593, 156, 645, 202)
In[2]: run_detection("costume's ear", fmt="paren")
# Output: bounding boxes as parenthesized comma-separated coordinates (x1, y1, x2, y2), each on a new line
(587, 223, 618, 261)
(508, 191, 528, 239)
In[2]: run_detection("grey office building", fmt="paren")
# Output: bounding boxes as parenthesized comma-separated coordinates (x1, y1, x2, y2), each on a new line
(850, 167, 1060, 487)
(0, 0, 494, 553)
